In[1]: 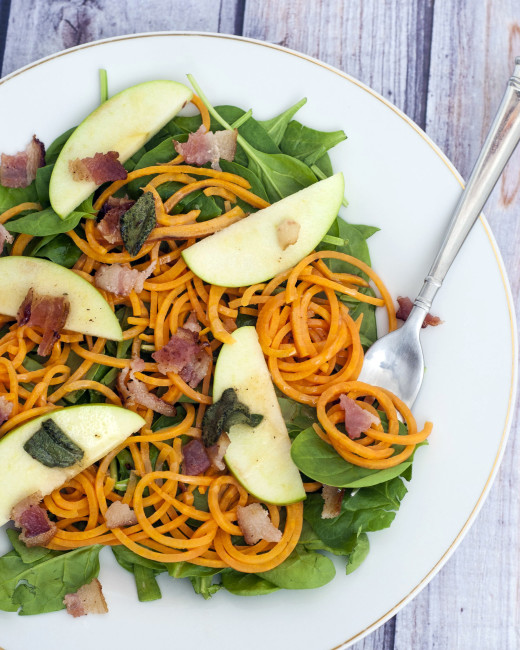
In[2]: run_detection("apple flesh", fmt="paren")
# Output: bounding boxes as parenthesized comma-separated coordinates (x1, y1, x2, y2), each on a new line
(182, 172, 344, 286)
(50, 80, 193, 218)
(213, 326, 305, 505)
(0, 256, 123, 340)
(0, 404, 145, 525)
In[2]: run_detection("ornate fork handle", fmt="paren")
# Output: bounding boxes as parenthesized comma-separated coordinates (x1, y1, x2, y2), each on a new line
(414, 57, 520, 315)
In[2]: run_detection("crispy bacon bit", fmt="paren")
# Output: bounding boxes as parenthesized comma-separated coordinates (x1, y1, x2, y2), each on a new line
(339, 394, 380, 440)
(68, 151, 127, 184)
(0, 135, 45, 188)
(321, 485, 345, 519)
(64, 579, 108, 618)
(94, 261, 156, 297)
(183, 310, 201, 333)
(182, 439, 211, 476)
(174, 126, 237, 170)
(277, 218, 301, 250)
(97, 196, 134, 244)
(105, 501, 137, 528)
(0, 395, 13, 425)
(396, 296, 442, 328)
(206, 432, 231, 471)
(117, 366, 176, 416)
(0, 223, 14, 254)
(11, 492, 56, 547)
(16, 288, 70, 356)
(152, 316, 211, 388)
(237, 503, 282, 545)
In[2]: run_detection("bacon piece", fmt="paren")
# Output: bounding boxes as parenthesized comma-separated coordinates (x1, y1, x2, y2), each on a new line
(16, 288, 70, 356)
(277, 219, 301, 250)
(0, 223, 14, 254)
(206, 432, 231, 471)
(183, 310, 201, 333)
(182, 439, 211, 476)
(0, 135, 45, 188)
(64, 579, 108, 618)
(396, 296, 442, 328)
(339, 394, 380, 440)
(94, 261, 156, 297)
(174, 126, 237, 170)
(321, 485, 345, 519)
(0, 395, 13, 425)
(11, 492, 57, 547)
(152, 317, 211, 388)
(69, 151, 127, 184)
(97, 196, 135, 245)
(237, 503, 282, 545)
(117, 366, 176, 417)
(104, 501, 137, 528)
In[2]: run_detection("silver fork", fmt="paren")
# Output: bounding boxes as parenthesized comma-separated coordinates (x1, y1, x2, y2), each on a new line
(358, 57, 520, 407)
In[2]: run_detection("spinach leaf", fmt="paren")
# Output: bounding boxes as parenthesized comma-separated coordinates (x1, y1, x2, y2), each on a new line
(303, 477, 407, 552)
(297, 520, 353, 556)
(6, 201, 95, 236)
(291, 427, 418, 488)
(35, 164, 53, 204)
(0, 183, 39, 214)
(277, 397, 317, 439)
(112, 545, 166, 574)
(6, 529, 55, 564)
(45, 127, 75, 165)
(189, 575, 222, 599)
(346, 533, 370, 574)
(219, 159, 269, 204)
(33, 233, 82, 268)
(221, 570, 279, 596)
(259, 98, 307, 146)
(133, 565, 163, 602)
(280, 120, 347, 166)
(167, 562, 221, 579)
(120, 192, 156, 256)
(260, 547, 335, 589)
(0, 545, 102, 615)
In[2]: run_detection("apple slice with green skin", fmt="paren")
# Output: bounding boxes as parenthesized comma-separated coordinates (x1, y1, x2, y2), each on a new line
(50, 80, 193, 218)
(182, 172, 344, 287)
(0, 256, 122, 340)
(0, 404, 145, 526)
(213, 326, 305, 505)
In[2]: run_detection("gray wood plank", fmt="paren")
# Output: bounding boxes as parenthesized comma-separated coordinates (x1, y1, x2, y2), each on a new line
(394, 1, 520, 649)
(1, 0, 243, 77)
(242, 0, 434, 128)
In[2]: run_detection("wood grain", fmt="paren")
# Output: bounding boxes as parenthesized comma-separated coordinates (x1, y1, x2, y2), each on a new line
(0, 0, 243, 77)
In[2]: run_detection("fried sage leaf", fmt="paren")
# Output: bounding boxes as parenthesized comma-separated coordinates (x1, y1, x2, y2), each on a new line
(202, 387, 263, 447)
(119, 191, 156, 256)
(23, 419, 84, 468)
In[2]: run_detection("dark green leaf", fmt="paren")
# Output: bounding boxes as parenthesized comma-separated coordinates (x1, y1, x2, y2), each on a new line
(6, 529, 54, 564)
(0, 183, 38, 214)
(133, 565, 162, 602)
(189, 575, 222, 599)
(167, 562, 221, 579)
(291, 427, 417, 488)
(45, 127, 75, 165)
(260, 547, 335, 589)
(0, 545, 101, 615)
(259, 98, 307, 146)
(221, 569, 279, 596)
(346, 533, 370, 574)
(35, 164, 53, 204)
(219, 159, 269, 204)
(119, 192, 156, 256)
(33, 233, 82, 268)
(6, 207, 82, 236)
(112, 545, 167, 575)
(280, 120, 347, 166)
(23, 419, 84, 468)
(202, 387, 263, 447)
(247, 151, 317, 202)
(297, 520, 354, 556)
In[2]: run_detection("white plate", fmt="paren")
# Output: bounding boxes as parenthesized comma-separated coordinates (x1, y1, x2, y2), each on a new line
(0, 33, 516, 650)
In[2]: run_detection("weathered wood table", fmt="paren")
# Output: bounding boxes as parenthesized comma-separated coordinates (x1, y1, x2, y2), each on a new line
(1, 1, 518, 648)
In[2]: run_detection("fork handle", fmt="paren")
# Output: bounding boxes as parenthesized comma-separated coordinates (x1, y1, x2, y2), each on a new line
(414, 57, 520, 314)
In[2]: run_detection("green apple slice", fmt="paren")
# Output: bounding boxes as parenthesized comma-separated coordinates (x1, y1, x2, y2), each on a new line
(213, 326, 305, 505)
(50, 80, 193, 218)
(0, 256, 122, 340)
(0, 404, 145, 526)
(182, 172, 344, 286)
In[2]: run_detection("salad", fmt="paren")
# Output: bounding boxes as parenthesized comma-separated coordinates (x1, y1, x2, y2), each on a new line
(0, 73, 432, 616)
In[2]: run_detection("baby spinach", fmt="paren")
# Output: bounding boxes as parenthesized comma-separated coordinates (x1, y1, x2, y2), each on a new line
(259, 98, 307, 146)
(346, 533, 370, 575)
(291, 427, 417, 488)
(189, 575, 222, 600)
(112, 546, 165, 602)
(221, 570, 279, 596)
(35, 164, 53, 204)
(0, 183, 38, 214)
(303, 477, 407, 553)
(280, 120, 347, 166)
(45, 127, 75, 165)
(32, 233, 82, 268)
(0, 544, 102, 615)
(6, 197, 96, 237)
(5, 529, 54, 564)
(260, 547, 335, 590)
